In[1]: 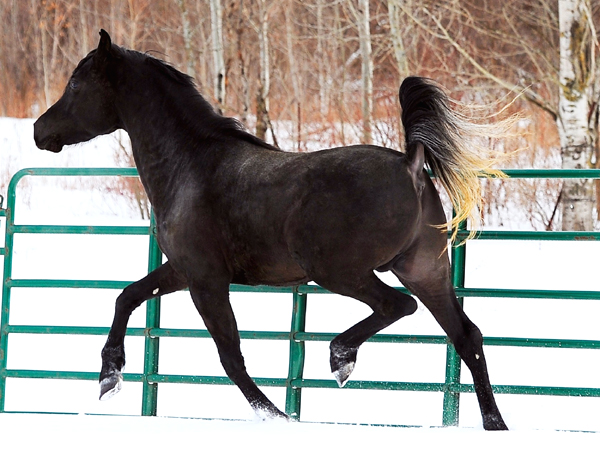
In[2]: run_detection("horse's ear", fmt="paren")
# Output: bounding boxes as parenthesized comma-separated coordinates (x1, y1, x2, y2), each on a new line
(95, 29, 113, 64)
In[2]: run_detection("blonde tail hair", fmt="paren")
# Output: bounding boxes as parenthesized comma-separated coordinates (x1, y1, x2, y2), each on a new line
(399, 77, 516, 243)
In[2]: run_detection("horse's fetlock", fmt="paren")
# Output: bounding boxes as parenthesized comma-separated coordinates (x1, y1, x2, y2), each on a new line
(101, 345, 125, 368)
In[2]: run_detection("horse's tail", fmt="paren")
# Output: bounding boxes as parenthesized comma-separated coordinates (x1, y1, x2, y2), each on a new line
(399, 76, 513, 243)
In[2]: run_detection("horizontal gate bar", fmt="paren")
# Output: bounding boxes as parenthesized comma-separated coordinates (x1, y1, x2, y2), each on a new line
(458, 230, 600, 241)
(7, 325, 600, 350)
(2, 369, 142, 383)
(291, 379, 600, 397)
(5, 368, 599, 398)
(455, 287, 600, 300)
(6, 279, 132, 289)
(454, 383, 600, 397)
(145, 374, 286, 387)
(1, 369, 283, 388)
(5, 279, 600, 301)
(501, 169, 600, 178)
(10, 225, 150, 235)
(3, 325, 291, 341)
(9, 168, 140, 179)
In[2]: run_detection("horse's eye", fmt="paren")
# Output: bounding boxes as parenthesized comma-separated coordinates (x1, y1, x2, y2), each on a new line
(69, 79, 79, 90)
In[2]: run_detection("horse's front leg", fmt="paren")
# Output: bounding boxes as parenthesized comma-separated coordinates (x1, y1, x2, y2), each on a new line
(189, 278, 288, 420)
(100, 261, 187, 400)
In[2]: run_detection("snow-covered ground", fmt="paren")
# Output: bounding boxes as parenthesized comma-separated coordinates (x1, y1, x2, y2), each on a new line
(2, 413, 599, 450)
(1, 117, 599, 447)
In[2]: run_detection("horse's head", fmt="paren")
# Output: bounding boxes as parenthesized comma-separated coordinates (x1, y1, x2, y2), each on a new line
(34, 30, 122, 153)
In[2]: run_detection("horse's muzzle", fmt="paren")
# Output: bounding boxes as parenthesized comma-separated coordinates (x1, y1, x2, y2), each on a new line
(33, 120, 63, 153)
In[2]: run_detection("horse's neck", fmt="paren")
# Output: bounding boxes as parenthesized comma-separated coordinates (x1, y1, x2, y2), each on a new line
(118, 91, 209, 211)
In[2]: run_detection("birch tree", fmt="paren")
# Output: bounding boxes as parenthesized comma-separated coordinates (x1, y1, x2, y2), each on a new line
(235, 1, 250, 126)
(558, 0, 597, 230)
(388, 0, 410, 78)
(254, 0, 271, 141)
(316, 0, 327, 116)
(210, 0, 226, 109)
(176, 0, 195, 78)
(285, 2, 302, 150)
(348, 0, 373, 144)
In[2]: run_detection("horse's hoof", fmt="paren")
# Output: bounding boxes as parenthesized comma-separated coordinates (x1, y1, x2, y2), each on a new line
(253, 405, 290, 422)
(99, 372, 123, 401)
(333, 361, 355, 388)
(330, 342, 357, 387)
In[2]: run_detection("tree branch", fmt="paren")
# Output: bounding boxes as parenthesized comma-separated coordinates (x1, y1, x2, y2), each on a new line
(402, 5, 559, 121)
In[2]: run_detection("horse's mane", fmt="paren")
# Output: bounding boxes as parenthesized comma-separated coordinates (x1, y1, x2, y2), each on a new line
(140, 52, 279, 152)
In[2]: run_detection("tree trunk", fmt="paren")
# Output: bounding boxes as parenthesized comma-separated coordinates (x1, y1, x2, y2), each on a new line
(80, 0, 89, 52)
(558, 0, 595, 230)
(39, 9, 52, 109)
(210, 0, 226, 110)
(316, 0, 326, 116)
(355, 0, 373, 144)
(285, 4, 302, 150)
(176, 0, 195, 78)
(388, 0, 410, 79)
(236, 2, 250, 126)
(256, 0, 270, 140)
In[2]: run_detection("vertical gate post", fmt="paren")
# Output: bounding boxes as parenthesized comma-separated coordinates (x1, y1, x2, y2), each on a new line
(285, 287, 307, 420)
(442, 220, 467, 427)
(142, 212, 162, 416)
(0, 194, 12, 412)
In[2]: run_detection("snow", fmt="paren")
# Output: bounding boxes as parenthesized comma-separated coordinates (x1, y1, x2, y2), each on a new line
(1, 117, 600, 447)
(1, 413, 599, 450)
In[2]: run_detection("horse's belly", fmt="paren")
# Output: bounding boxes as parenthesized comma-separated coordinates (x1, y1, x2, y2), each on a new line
(232, 251, 310, 287)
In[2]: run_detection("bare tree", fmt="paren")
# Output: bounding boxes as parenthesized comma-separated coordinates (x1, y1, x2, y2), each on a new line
(558, 0, 597, 230)
(388, 0, 410, 78)
(210, 0, 225, 109)
(176, 0, 196, 78)
(253, 0, 271, 141)
(285, 1, 302, 150)
(234, 1, 250, 126)
(348, 0, 374, 144)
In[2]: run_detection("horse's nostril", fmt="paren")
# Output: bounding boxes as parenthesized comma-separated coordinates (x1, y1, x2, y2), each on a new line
(33, 118, 62, 152)
(33, 118, 49, 148)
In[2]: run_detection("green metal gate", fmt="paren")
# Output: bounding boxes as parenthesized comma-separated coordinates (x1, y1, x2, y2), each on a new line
(1, 167, 600, 427)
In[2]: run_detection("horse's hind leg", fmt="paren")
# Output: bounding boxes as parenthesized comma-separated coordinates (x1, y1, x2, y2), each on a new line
(315, 273, 418, 388)
(188, 279, 287, 420)
(100, 261, 187, 400)
(393, 249, 507, 430)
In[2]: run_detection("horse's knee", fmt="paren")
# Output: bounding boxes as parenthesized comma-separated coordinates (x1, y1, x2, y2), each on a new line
(115, 284, 143, 314)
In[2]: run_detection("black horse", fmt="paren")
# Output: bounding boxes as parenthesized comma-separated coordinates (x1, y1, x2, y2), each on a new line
(34, 30, 508, 430)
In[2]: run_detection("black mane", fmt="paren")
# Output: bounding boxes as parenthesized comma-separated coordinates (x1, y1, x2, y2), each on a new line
(141, 52, 279, 152)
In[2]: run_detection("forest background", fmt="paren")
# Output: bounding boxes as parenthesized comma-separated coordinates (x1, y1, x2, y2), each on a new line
(1, 0, 600, 232)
